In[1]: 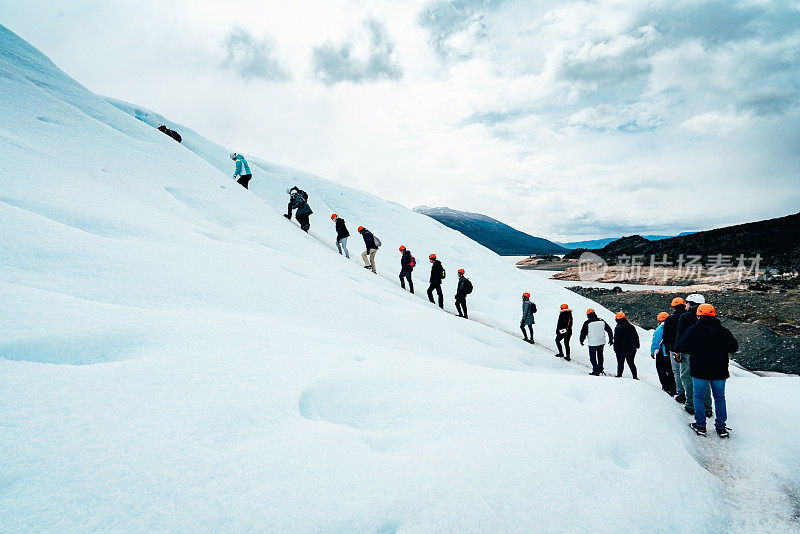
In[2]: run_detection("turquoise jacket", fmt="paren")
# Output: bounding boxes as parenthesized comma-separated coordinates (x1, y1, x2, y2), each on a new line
(651, 323, 665, 355)
(234, 154, 251, 177)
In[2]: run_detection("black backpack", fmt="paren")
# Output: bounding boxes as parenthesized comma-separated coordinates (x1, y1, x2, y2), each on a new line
(463, 278, 473, 294)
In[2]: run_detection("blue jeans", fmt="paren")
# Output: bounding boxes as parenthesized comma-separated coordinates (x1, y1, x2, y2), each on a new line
(693, 378, 727, 429)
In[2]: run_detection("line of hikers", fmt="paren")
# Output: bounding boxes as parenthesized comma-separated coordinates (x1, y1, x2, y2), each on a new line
(539, 292, 737, 438)
(224, 153, 738, 437)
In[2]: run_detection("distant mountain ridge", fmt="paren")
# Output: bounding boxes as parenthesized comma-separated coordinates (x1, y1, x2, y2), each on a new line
(562, 212, 800, 267)
(413, 206, 567, 255)
(558, 233, 694, 250)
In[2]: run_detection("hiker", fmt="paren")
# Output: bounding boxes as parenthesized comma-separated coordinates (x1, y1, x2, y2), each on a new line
(663, 297, 687, 402)
(455, 269, 472, 319)
(427, 254, 445, 308)
(580, 308, 614, 375)
(331, 214, 350, 258)
(157, 123, 182, 143)
(677, 304, 738, 438)
(399, 246, 415, 293)
(285, 187, 312, 232)
(555, 304, 573, 361)
(358, 226, 379, 273)
(229, 152, 252, 189)
(613, 312, 639, 379)
(675, 294, 713, 417)
(651, 311, 677, 395)
(520, 292, 536, 343)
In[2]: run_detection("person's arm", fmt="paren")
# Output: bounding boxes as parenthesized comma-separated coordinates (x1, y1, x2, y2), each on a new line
(651, 325, 663, 355)
(234, 158, 242, 176)
(676, 325, 695, 354)
(579, 321, 588, 344)
(633, 326, 640, 349)
(605, 321, 614, 344)
(726, 328, 739, 354)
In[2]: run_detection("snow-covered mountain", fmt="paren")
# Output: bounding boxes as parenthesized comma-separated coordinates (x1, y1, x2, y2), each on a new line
(1, 24, 799, 532)
(414, 206, 566, 255)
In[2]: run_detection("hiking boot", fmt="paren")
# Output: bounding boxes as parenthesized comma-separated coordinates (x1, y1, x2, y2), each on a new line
(675, 394, 686, 404)
(564, 356, 571, 361)
(705, 410, 713, 419)
(690, 423, 706, 436)
(684, 405, 695, 415)
(716, 427, 730, 438)
(555, 353, 564, 358)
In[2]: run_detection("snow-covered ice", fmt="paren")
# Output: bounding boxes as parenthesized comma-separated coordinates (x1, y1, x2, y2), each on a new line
(1, 24, 798, 532)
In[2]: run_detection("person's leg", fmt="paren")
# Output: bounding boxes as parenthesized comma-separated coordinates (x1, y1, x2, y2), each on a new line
(286, 202, 293, 218)
(341, 237, 349, 258)
(408, 275, 413, 294)
(455, 298, 464, 316)
(435, 284, 443, 308)
(656, 356, 671, 390)
(555, 335, 564, 356)
(520, 323, 528, 340)
(369, 249, 377, 272)
(237, 174, 251, 189)
(710, 379, 727, 429)
(564, 334, 571, 360)
(670, 356, 684, 396)
(616, 354, 625, 377)
(704, 382, 713, 413)
(428, 283, 436, 304)
(597, 346, 604, 373)
(692, 378, 708, 428)
(336, 239, 343, 255)
(297, 213, 310, 232)
(627, 354, 637, 379)
(589, 346, 598, 374)
(361, 250, 370, 267)
(399, 272, 406, 289)
(462, 298, 467, 318)
(680, 358, 694, 408)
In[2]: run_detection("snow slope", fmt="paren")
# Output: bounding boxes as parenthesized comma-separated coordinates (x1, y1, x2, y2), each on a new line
(1, 24, 799, 532)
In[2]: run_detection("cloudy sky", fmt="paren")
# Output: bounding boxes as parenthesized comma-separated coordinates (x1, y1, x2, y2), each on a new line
(3, 0, 800, 241)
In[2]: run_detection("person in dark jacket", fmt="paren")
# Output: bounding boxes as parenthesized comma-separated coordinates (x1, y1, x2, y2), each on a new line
(331, 214, 350, 258)
(427, 254, 445, 308)
(612, 312, 639, 379)
(580, 309, 614, 375)
(399, 246, 414, 293)
(157, 123, 182, 143)
(662, 297, 687, 402)
(677, 304, 738, 437)
(675, 294, 712, 416)
(520, 292, 536, 343)
(454, 269, 471, 319)
(555, 304, 573, 361)
(358, 226, 379, 273)
(285, 187, 312, 232)
(651, 312, 677, 395)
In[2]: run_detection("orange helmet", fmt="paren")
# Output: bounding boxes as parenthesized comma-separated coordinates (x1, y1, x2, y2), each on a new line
(657, 312, 669, 322)
(429, 254, 436, 260)
(671, 297, 686, 307)
(697, 304, 717, 317)
(586, 308, 595, 315)
(399, 245, 406, 251)
(330, 213, 337, 220)
(458, 268, 465, 274)
(357, 226, 365, 233)
(615, 312, 626, 320)
(523, 292, 530, 298)
(560, 304, 569, 310)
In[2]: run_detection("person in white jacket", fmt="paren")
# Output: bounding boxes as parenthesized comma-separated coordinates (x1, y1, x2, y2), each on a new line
(579, 308, 614, 375)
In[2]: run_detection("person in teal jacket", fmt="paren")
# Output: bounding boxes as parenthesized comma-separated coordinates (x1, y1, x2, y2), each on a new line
(651, 312, 676, 395)
(229, 152, 252, 189)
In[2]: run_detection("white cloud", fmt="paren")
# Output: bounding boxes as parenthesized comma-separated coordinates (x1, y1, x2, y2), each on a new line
(1, 0, 798, 241)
